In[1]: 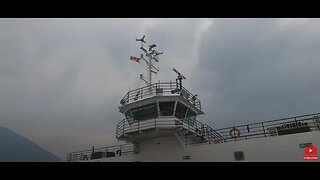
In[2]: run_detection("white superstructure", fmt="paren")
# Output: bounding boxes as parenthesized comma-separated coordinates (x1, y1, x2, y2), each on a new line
(67, 36, 320, 162)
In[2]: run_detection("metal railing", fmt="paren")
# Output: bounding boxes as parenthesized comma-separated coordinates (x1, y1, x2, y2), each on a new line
(68, 113, 320, 161)
(212, 113, 320, 143)
(119, 81, 202, 110)
(116, 117, 225, 144)
(66, 143, 137, 162)
(116, 118, 176, 138)
(179, 118, 226, 144)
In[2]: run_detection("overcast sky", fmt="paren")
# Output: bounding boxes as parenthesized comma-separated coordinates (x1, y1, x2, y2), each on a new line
(1, 18, 320, 160)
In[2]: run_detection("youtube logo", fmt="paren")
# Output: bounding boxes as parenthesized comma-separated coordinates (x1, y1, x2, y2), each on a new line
(304, 146, 318, 160)
(305, 146, 317, 156)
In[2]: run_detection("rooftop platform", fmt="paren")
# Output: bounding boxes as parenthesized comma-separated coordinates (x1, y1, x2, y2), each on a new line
(119, 82, 202, 113)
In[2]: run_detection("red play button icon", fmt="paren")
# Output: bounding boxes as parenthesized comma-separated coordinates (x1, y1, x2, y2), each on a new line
(304, 146, 317, 156)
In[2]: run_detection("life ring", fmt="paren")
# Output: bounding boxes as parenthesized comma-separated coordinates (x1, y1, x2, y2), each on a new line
(230, 128, 240, 138)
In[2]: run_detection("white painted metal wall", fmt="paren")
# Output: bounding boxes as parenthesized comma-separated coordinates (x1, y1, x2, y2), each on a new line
(93, 131, 320, 162)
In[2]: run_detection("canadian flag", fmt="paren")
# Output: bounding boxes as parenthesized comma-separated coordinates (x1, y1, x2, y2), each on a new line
(130, 56, 140, 62)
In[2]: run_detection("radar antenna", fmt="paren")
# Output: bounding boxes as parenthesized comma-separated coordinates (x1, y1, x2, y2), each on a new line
(172, 68, 186, 90)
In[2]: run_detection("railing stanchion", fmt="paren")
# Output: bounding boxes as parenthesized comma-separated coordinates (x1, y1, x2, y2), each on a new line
(208, 128, 211, 144)
(262, 122, 266, 137)
(155, 83, 157, 95)
(127, 92, 130, 103)
(123, 119, 125, 134)
(116, 124, 118, 138)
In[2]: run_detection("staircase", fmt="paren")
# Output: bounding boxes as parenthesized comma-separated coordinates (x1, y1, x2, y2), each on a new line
(175, 118, 226, 147)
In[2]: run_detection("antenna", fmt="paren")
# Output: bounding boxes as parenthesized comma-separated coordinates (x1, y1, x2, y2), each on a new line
(149, 44, 157, 51)
(154, 51, 163, 56)
(172, 68, 186, 90)
(136, 35, 146, 47)
(134, 35, 163, 88)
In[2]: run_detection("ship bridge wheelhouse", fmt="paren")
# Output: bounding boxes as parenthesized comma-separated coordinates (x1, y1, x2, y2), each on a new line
(124, 101, 197, 125)
(116, 81, 204, 141)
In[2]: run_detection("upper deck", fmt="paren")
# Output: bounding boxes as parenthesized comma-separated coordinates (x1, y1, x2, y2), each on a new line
(119, 81, 202, 113)
(67, 112, 320, 161)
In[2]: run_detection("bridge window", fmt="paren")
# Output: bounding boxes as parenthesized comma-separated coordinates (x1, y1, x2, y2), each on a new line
(125, 110, 135, 125)
(175, 102, 188, 119)
(131, 102, 158, 121)
(159, 101, 175, 116)
(185, 109, 197, 126)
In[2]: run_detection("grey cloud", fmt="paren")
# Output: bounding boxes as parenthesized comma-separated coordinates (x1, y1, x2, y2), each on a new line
(0, 19, 147, 159)
(195, 18, 320, 128)
(1, 18, 319, 160)
(0, 18, 205, 159)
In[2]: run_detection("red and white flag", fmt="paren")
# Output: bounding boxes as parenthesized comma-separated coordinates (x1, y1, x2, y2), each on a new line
(130, 56, 140, 63)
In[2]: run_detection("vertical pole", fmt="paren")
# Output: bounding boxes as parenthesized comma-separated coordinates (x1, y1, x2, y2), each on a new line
(141, 88, 143, 99)
(149, 56, 152, 86)
(262, 122, 266, 137)
(208, 128, 211, 144)
(202, 124, 204, 135)
(127, 92, 130, 103)
(148, 55, 152, 95)
(176, 79, 178, 89)
(116, 123, 118, 138)
(155, 83, 157, 95)
(123, 120, 125, 134)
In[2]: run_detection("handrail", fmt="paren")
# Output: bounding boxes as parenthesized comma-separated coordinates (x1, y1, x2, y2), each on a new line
(215, 112, 320, 131)
(117, 113, 320, 147)
(182, 113, 320, 146)
(116, 116, 226, 144)
(69, 113, 320, 161)
(212, 113, 320, 143)
(119, 81, 202, 110)
(66, 143, 137, 162)
(180, 117, 226, 143)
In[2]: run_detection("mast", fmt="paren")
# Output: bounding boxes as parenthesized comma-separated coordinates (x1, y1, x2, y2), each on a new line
(135, 35, 163, 87)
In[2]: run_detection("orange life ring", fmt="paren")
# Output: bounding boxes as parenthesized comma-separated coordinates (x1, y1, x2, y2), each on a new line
(230, 128, 240, 138)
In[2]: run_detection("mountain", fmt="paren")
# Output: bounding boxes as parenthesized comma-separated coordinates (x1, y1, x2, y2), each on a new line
(0, 127, 61, 162)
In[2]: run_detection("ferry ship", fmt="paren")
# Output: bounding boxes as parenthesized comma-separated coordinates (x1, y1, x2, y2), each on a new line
(67, 35, 320, 162)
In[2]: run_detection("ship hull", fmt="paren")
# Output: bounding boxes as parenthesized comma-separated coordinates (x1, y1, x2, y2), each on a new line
(86, 130, 320, 162)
